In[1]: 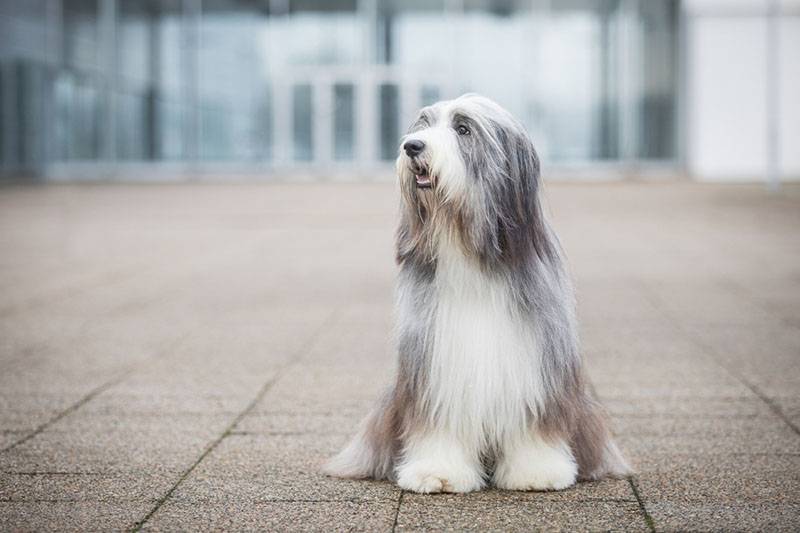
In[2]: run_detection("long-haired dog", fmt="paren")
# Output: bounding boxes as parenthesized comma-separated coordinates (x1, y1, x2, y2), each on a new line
(324, 94, 629, 493)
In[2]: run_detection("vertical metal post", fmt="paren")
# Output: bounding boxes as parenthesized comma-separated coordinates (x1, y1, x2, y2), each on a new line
(99, 0, 117, 163)
(765, 0, 781, 192)
(314, 76, 333, 167)
(146, 4, 161, 160)
(43, 0, 63, 168)
(269, 0, 291, 167)
(357, 0, 378, 170)
(619, 0, 640, 175)
(182, 0, 200, 163)
(676, 1, 689, 177)
(0, 63, 12, 170)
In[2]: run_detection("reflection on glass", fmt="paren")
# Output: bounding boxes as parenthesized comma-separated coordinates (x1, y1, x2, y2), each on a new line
(157, 100, 183, 160)
(54, 75, 100, 160)
(115, 0, 183, 160)
(379, 83, 399, 161)
(270, 0, 362, 67)
(538, 3, 605, 161)
(638, 0, 678, 159)
(1, 0, 680, 172)
(456, 0, 530, 122)
(420, 85, 440, 107)
(116, 92, 146, 159)
(293, 84, 313, 162)
(54, 0, 101, 161)
(377, 1, 448, 66)
(63, 0, 99, 70)
(199, 2, 268, 160)
(333, 84, 355, 161)
(0, 69, 3, 165)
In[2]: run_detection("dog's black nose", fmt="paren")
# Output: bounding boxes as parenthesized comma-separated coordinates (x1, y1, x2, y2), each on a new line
(403, 139, 425, 157)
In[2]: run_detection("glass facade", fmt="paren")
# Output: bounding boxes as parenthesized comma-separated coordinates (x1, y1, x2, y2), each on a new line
(0, 0, 679, 178)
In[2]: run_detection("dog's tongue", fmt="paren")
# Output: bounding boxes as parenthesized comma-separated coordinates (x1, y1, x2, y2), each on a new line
(415, 174, 432, 188)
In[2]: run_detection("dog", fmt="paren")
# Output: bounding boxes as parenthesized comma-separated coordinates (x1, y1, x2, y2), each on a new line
(324, 94, 629, 493)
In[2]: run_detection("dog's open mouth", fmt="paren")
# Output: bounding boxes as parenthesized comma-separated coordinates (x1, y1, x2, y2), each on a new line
(413, 165, 433, 189)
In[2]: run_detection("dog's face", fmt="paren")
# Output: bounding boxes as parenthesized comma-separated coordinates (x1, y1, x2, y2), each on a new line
(396, 94, 547, 266)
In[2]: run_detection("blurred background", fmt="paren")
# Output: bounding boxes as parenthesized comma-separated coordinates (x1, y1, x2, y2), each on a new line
(1, 3, 799, 530)
(0, 0, 797, 183)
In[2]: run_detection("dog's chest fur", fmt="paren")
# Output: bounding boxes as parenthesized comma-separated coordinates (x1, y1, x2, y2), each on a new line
(426, 239, 545, 446)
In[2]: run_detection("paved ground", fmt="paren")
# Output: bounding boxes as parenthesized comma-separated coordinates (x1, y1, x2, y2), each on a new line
(0, 181, 798, 532)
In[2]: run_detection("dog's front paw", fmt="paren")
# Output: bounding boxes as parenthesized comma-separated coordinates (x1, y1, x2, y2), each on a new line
(396, 461, 484, 494)
(494, 459, 576, 491)
(494, 437, 577, 491)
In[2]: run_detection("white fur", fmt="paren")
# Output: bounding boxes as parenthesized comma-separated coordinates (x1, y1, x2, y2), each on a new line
(493, 433, 577, 491)
(425, 236, 546, 446)
(393, 235, 556, 493)
(396, 428, 485, 493)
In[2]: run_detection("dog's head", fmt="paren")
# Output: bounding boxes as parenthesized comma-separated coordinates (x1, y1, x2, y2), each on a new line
(396, 94, 552, 267)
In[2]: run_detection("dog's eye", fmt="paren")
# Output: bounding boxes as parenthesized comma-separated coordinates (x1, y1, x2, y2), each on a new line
(456, 125, 470, 136)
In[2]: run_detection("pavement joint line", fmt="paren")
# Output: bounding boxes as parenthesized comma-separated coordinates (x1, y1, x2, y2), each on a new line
(0, 499, 163, 504)
(256, 497, 398, 502)
(391, 490, 405, 533)
(634, 279, 800, 439)
(130, 310, 340, 532)
(0, 377, 123, 454)
(627, 476, 656, 533)
(724, 378, 800, 436)
(0, 332, 192, 455)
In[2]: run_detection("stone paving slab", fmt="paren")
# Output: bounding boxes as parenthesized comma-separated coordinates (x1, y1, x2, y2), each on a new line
(616, 413, 800, 456)
(601, 396, 775, 417)
(0, 182, 798, 531)
(634, 454, 800, 504)
(1, 410, 233, 472)
(234, 409, 368, 435)
(168, 433, 400, 504)
(0, 502, 153, 532)
(395, 499, 649, 532)
(142, 500, 399, 532)
(0, 471, 174, 503)
(645, 502, 800, 532)
(399, 481, 637, 504)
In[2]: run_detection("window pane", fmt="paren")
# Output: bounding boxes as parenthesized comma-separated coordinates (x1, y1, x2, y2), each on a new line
(63, 0, 99, 70)
(377, 1, 447, 66)
(333, 83, 355, 161)
(116, 0, 183, 160)
(379, 83, 399, 161)
(269, 0, 363, 67)
(420, 85, 440, 107)
(54, 73, 100, 160)
(537, 2, 609, 161)
(638, 0, 678, 159)
(199, 0, 269, 161)
(455, 0, 533, 142)
(293, 84, 313, 161)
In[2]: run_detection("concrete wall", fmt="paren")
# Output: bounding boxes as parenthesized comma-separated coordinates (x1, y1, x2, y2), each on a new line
(684, 0, 800, 182)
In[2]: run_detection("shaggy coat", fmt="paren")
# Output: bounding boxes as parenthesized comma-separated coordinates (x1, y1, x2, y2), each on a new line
(325, 94, 629, 492)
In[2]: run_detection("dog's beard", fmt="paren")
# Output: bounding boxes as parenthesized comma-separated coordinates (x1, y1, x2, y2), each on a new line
(399, 164, 479, 261)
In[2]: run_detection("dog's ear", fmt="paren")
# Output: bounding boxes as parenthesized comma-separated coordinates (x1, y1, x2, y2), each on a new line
(493, 125, 556, 266)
